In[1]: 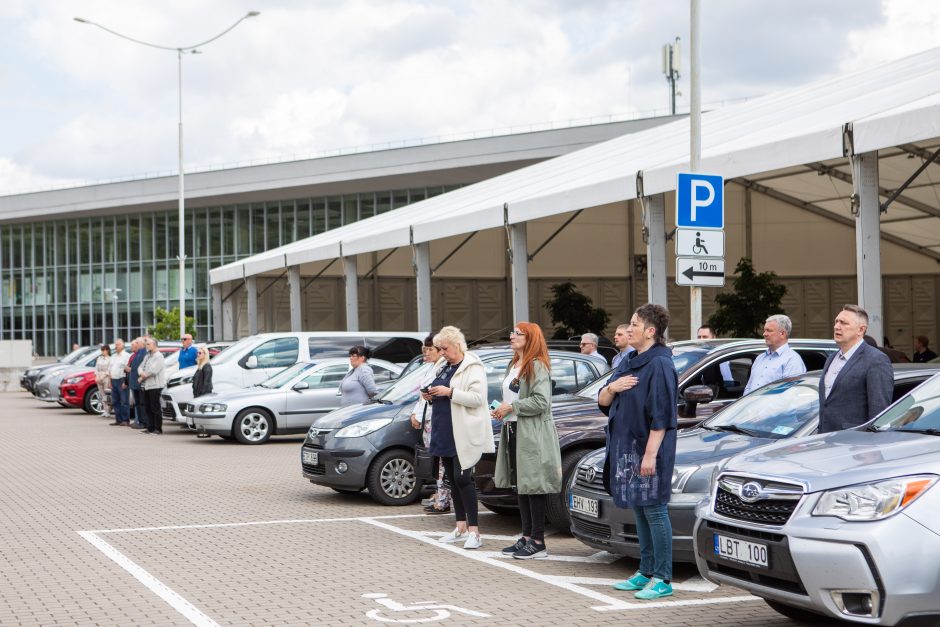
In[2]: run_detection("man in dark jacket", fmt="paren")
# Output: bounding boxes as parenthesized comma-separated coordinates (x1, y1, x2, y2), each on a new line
(818, 306, 893, 433)
(124, 336, 150, 430)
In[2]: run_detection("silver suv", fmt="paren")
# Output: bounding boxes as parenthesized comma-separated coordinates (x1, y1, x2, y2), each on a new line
(693, 372, 940, 625)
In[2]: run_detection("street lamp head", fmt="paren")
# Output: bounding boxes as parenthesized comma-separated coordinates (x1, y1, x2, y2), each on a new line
(247, 11, 260, 17)
(74, 17, 90, 24)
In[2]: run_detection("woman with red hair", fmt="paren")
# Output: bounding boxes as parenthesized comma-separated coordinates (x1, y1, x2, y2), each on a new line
(491, 321, 563, 559)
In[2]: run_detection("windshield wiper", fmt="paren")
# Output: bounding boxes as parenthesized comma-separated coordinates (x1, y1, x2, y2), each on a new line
(897, 428, 940, 436)
(372, 398, 392, 405)
(864, 424, 882, 432)
(713, 424, 761, 437)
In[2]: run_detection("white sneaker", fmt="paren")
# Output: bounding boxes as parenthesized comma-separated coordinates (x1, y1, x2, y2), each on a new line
(439, 528, 469, 543)
(463, 533, 483, 550)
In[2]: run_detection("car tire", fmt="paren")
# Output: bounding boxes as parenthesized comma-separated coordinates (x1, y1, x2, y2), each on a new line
(546, 448, 593, 532)
(481, 503, 517, 516)
(763, 600, 832, 623)
(366, 449, 421, 506)
(82, 387, 103, 415)
(232, 408, 274, 445)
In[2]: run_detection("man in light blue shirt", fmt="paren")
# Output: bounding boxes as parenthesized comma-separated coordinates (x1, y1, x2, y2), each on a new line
(743, 314, 806, 394)
(610, 324, 630, 370)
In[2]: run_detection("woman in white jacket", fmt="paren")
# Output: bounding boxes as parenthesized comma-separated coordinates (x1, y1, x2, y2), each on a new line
(423, 326, 494, 550)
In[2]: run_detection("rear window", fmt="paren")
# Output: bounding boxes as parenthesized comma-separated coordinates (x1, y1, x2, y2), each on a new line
(366, 337, 423, 364)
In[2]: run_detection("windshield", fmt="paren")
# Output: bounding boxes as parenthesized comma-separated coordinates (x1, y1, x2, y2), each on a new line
(208, 336, 260, 366)
(871, 374, 940, 432)
(702, 376, 820, 439)
(574, 344, 712, 399)
(61, 346, 91, 363)
(259, 362, 316, 388)
(377, 362, 433, 403)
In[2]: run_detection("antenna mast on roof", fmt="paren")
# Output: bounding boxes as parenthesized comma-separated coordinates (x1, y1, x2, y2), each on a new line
(662, 37, 681, 115)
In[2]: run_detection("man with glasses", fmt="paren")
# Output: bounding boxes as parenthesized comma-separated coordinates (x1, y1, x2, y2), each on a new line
(178, 334, 197, 369)
(579, 332, 610, 372)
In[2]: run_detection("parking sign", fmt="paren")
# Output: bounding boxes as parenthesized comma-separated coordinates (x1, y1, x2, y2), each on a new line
(676, 172, 724, 229)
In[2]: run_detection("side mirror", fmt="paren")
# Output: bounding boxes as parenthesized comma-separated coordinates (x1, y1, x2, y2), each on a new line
(682, 384, 716, 417)
(292, 381, 309, 392)
(245, 355, 258, 369)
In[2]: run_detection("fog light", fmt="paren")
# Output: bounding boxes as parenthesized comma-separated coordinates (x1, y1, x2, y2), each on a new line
(831, 590, 878, 617)
(336, 461, 348, 474)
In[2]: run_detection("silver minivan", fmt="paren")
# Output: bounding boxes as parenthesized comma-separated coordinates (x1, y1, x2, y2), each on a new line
(161, 331, 425, 423)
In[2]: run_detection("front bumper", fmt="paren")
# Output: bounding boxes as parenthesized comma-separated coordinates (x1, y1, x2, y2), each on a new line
(58, 384, 85, 408)
(161, 395, 188, 426)
(190, 411, 232, 435)
(695, 503, 940, 625)
(569, 488, 701, 562)
(301, 434, 375, 491)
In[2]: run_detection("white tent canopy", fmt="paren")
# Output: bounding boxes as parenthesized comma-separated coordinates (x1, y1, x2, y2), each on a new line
(211, 45, 940, 285)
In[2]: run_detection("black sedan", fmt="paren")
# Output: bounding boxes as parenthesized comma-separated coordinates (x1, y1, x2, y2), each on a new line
(566, 364, 940, 562)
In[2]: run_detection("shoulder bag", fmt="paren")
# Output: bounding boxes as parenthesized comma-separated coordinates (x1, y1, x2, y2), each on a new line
(413, 403, 436, 481)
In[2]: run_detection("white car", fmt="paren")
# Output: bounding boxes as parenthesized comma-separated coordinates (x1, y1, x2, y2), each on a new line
(179, 358, 402, 444)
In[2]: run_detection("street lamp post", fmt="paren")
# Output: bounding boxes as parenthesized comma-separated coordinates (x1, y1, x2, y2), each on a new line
(75, 12, 260, 338)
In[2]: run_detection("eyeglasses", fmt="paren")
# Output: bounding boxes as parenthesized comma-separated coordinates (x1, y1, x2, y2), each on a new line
(509, 330, 525, 337)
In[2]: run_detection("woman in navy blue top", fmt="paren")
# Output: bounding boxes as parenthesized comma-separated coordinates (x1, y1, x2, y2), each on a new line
(598, 303, 678, 601)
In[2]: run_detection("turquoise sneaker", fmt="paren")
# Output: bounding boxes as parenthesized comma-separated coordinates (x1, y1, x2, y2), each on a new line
(634, 578, 673, 600)
(612, 571, 650, 591)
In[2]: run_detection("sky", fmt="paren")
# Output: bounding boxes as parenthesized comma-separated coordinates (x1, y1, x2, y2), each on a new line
(1, 0, 939, 195)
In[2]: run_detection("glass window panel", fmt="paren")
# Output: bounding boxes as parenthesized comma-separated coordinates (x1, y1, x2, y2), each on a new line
(280, 200, 296, 244)
(359, 193, 375, 220)
(79, 272, 92, 303)
(252, 205, 265, 253)
(128, 265, 143, 300)
(426, 186, 445, 198)
(296, 199, 311, 239)
(12, 225, 23, 269)
(376, 192, 391, 215)
(196, 260, 209, 298)
(209, 208, 222, 258)
(31, 225, 41, 267)
(409, 188, 427, 203)
(113, 217, 126, 263)
(168, 267, 179, 300)
(342, 194, 358, 225)
(326, 197, 341, 230)
(68, 221, 79, 265)
(237, 205, 250, 256)
(222, 205, 236, 257)
(392, 190, 409, 210)
(154, 214, 167, 262)
(92, 220, 103, 264)
(266, 201, 281, 249)
(312, 198, 326, 235)
(167, 213, 179, 260)
(155, 265, 168, 300)
(55, 223, 67, 266)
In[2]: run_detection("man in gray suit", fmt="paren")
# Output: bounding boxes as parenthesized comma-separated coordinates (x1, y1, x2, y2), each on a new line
(818, 304, 893, 433)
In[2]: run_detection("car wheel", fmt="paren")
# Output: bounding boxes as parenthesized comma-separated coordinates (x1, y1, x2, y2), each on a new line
(366, 449, 421, 506)
(546, 448, 593, 532)
(764, 600, 832, 623)
(82, 387, 103, 415)
(233, 408, 274, 445)
(481, 503, 517, 516)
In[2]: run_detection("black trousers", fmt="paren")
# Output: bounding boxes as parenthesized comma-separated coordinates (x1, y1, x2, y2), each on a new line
(442, 455, 478, 527)
(508, 422, 547, 541)
(145, 388, 163, 433)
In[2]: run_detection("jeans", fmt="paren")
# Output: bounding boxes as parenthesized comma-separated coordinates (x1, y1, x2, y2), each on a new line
(633, 502, 672, 581)
(131, 387, 148, 427)
(111, 379, 129, 423)
(442, 456, 478, 527)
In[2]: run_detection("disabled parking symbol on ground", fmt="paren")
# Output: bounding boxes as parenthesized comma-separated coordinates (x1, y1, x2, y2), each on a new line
(362, 593, 490, 623)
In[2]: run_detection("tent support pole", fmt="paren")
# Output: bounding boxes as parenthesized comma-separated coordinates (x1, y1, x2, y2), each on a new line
(413, 239, 432, 333)
(852, 150, 884, 344)
(343, 254, 359, 332)
(212, 285, 223, 342)
(246, 276, 258, 336)
(288, 265, 302, 332)
(645, 193, 668, 308)
(508, 221, 529, 323)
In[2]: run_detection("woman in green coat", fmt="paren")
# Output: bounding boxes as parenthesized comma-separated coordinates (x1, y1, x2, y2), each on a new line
(491, 321, 563, 559)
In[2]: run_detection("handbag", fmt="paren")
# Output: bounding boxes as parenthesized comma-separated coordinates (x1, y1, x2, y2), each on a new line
(413, 403, 436, 481)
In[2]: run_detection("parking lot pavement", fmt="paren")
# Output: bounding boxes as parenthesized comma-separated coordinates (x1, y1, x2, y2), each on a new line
(1, 392, 800, 626)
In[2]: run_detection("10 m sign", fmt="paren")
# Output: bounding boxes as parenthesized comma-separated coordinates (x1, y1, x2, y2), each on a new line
(676, 258, 725, 287)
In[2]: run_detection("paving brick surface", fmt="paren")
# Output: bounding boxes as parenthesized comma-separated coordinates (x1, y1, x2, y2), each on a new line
(0, 392, 802, 626)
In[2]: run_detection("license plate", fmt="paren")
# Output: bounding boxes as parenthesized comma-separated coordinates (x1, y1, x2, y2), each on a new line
(569, 494, 599, 518)
(714, 533, 768, 568)
(303, 450, 319, 465)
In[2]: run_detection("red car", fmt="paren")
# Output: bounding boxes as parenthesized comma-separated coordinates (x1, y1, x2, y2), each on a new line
(59, 370, 102, 414)
(59, 346, 181, 415)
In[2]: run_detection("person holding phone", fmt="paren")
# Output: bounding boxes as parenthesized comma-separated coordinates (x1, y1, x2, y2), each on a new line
(491, 322, 562, 559)
(409, 335, 450, 514)
(598, 304, 678, 600)
(423, 326, 493, 550)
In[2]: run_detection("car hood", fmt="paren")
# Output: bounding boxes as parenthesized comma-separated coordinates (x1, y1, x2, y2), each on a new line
(312, 400, 407, 429)
(675, 427, 776, 466)
(723, 429, 940, 492)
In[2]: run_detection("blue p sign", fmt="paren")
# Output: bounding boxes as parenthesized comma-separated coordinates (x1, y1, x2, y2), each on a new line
(676, 173, 724, 229)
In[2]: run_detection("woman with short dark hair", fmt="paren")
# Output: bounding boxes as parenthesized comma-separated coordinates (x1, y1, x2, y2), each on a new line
(598, 303, 678, 600)
(339, 345, 377, 407)
(95, 344, 112, 419)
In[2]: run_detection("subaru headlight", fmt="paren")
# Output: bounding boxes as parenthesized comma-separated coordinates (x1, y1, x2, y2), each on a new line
(64, 376, 84, 385)
(199, 403, 227, 413)
(334, 418, 393, 438)
(813, 475, 937, 521)
(671, 465, 700, 493)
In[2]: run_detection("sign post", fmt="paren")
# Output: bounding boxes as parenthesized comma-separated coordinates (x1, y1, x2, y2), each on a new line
(675, 172, 725, 323)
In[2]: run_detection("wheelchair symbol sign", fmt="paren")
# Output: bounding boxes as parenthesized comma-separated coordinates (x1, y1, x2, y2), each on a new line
(675, 228, 724, 258)
(363, 592, 491, 623)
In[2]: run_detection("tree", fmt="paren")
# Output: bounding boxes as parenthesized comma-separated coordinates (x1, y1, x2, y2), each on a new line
(708, 258, 787, 338)
(543, 282, 611, 340)
(147, 307, 196, 341)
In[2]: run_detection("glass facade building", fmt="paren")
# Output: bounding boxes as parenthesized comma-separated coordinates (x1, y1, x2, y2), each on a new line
(0, 185, 459, 356)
